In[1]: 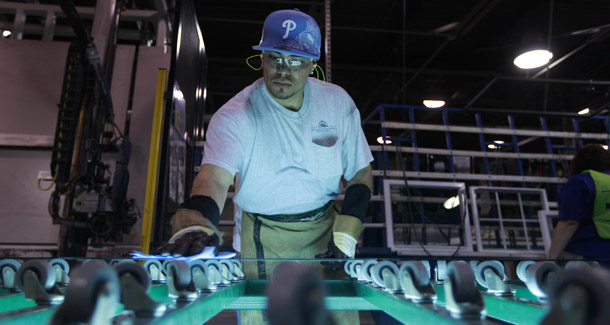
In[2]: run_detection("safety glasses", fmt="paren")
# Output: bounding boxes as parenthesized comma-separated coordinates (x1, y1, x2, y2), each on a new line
(261, 52, 313, 71)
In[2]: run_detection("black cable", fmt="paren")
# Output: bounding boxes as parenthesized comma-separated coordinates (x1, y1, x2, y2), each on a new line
(394, 142, 451, 242)
(394, 140, 464, 257)
(394, 140, 431, 257)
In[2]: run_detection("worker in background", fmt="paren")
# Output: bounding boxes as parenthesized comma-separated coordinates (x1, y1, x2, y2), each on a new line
(156, 8, 373, 324)
(549, 144, 610, 267)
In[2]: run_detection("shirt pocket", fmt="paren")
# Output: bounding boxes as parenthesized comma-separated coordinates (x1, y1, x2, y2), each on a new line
(310, 140, 343, 181)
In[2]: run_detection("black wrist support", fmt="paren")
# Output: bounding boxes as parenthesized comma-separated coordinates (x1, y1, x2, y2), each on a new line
(341, 184, 371, 221)
(184, 195, 221, 226)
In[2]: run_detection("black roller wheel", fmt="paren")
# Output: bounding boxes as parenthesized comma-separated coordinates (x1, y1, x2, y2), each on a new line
(114, 261, 151, 291)
(167, 260, 191, 291)
(447, 261, 477, 302)
(16, 260, 56, 292)
(516, 260, 534, 283)
(53, 260, 120, 323)
(525, 261, 561, 299)
(544, 267, 610, 325)
(474, 260, 505, 288)
(188, 260, 208, 273)
(0, 259, 22, 273)
(371, 261, 399, 288)
(267, 261, 332, 325)
(143, 260, 163, 276)
(400, 261, 431, 288)
(349, 260, 363, 278)
(49, 259, 70, 274)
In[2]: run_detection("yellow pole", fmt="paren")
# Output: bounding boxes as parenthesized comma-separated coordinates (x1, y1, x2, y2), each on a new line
(140, 68, 168, 254)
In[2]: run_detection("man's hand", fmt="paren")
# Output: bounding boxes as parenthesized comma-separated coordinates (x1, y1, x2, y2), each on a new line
(315, 235, 348, 271)
(154, 229, 219, 257)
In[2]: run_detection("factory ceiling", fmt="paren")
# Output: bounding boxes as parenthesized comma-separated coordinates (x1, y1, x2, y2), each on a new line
(4, 0, 610, 136)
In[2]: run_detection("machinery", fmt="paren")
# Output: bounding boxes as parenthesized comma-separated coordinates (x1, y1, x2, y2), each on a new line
(0, 257, 609, 324)
(49, 0, 138, 256)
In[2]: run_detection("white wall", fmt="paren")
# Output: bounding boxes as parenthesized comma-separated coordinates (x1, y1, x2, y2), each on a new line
(0, 38, 171, 249)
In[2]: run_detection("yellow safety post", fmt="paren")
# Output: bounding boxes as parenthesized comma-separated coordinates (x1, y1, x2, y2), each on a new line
(140, 68, 167, 254)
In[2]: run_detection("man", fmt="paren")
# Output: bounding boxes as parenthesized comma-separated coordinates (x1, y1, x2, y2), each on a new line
(158, 9, 373, 324)
(548, 144, 610, 267)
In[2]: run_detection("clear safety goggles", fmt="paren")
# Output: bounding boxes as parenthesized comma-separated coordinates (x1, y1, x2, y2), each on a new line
(261, 52, 313, 71)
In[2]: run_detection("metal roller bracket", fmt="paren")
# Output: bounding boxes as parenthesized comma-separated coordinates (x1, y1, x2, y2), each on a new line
(476, 261, 514, 297)
(143, 260, 166, 283)
(435, 260, 447, 284)
(119, 272, 166, 317)
(219, 260, 239, 283)
(370, 261, 400, 293)
(399, 261, 436, 303)
(205, 261, 229, 287)
(189, 261, 217, 293)
(231, 260, 246, 280)
(0, 259, 22, 292)
(49, 259, 70, 286)
(351, 260, 364, 282)
(443, 261, 485, 319)
(166, 261, 197, 302)
(22, 269, 64, 305)
(358, 260, 377, 283)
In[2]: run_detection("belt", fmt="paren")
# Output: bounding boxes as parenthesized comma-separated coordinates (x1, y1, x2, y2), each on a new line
(251, 201, 335, 222)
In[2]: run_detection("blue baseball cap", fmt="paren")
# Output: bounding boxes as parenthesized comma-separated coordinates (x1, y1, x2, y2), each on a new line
(253, 9, 321, 60)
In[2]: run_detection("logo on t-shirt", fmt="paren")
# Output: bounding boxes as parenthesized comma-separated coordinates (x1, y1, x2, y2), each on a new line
(312, 120, 337, 147)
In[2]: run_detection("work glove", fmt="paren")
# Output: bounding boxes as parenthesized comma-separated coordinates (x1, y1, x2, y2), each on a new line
(316, 214, 364, 271)
(154, 208, 222, 257)
(315, 232, 357, 271)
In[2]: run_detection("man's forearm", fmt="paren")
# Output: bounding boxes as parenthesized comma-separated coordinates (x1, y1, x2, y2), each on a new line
(191, 164, 233, 215)
(548, 220, 580, 259)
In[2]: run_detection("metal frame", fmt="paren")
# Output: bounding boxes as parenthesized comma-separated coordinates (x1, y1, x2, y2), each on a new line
(469, 186, 550, 257)
(0, 2, 166, 43)
(383, 179, 473, 255)
(381, 121, 610, 140)
(537, 209, 558, 256)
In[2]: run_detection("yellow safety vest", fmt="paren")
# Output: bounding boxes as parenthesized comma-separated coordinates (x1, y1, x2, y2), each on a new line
(584, 170, 610, 239)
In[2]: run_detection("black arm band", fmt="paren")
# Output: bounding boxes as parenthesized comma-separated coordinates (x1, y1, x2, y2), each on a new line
(184, 195, 221, 226)
(341, 184, 371, 221)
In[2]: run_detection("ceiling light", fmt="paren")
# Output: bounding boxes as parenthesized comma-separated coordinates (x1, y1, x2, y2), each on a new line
(493, 140, 504, 144)
(377, 136, 392, 144)
(603, 145, 609, 150)
(443, 196, 460, 209)
(513, 49, 553, 69)
(578, 108, 590, 115)
(423, 100, 445, 108)
(487, 144, 499, 149)
(2, 30, 11, 38)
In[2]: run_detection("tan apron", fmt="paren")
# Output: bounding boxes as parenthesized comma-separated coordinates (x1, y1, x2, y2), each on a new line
(240, 202, 359, 325)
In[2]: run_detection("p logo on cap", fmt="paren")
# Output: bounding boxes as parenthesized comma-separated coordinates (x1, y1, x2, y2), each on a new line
(281, 20, 296, 39)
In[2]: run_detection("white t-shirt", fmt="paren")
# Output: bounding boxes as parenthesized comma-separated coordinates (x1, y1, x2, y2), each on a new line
(202, 77, 373, 215)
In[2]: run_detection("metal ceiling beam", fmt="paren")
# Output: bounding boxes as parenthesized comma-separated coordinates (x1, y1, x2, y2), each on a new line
(392, 0, 499, 99)
(207, 57, 610, 86)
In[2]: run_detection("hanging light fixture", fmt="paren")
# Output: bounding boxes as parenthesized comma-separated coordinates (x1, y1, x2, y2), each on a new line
(422, 85, 446, 108)
(423, 100, 446, 108)
(514, 34, 553, 69)
(514, 49, 553, 69)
